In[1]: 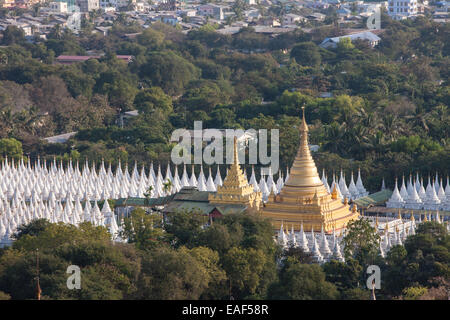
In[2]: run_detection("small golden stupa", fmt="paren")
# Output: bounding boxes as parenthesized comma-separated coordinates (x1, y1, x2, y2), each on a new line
(261, 107, 359, 233)
(208, 137, 262, 211)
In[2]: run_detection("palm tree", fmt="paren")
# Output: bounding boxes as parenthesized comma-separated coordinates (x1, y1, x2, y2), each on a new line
(366, 131, 385, 158)
(323, 122, 347, 154)
(163, 179, 173, 195)
(144, 185, 154, 207)
(0, 108, 14, 137)
(382, 113, 398, 141)
(406, 106, 430, 132)
(50, 24, 62, 40)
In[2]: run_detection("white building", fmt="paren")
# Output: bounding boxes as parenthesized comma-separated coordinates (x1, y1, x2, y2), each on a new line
(99, 0, 118, 8)
(388, 0, 418, 19)
(319, 31, 381, 49)
(49, 1, 68, 13)
(282, 13, 306, 25)
(76, 0, 100, 12)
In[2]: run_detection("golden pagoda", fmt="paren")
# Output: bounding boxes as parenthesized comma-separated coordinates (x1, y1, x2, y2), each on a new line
(261, 107, 359, 233)
(208, 137, 262, 211)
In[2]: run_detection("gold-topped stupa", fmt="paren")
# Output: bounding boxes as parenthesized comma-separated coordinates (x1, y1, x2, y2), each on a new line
(261, 107, 359, 233)
(208, 137, 262, 211)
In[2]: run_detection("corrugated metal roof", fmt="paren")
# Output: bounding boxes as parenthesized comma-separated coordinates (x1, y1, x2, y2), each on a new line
(114, 187, 247, 215)
(354, 189, 393, 208)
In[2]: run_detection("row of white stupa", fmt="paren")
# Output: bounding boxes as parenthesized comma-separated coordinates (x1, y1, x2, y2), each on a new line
(276, 212, 450, 264)
(386, 173, 450, 211)
(0, 156, 370, 247)
(0, 157, 370, 204)
(0, 192, 123, 247)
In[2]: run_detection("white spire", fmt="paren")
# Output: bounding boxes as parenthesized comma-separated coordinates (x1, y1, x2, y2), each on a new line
(320, 225, 332, 260)
(339, 169, 350, 200)
(356, 168, 368, 197)
(400, 175, 409, 200)
(249, 165, 260, 192)
(206, 167, 216, 192)
(348, 171, 359, 200)
(298, 222, 309, 253)
(214, 165, 223, 187)
(386, 178, 404, 208)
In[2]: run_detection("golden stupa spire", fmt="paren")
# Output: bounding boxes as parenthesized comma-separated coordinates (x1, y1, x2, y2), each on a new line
(331, 183, 338, 200)
(282, 105, 327, 196)
(233, 136, 240, 165)
(298, 105, 311, 160)
(208, 136, 262, 210)
(220, 136, 248, 188)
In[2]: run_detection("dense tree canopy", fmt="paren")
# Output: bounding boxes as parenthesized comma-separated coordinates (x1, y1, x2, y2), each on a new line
(0, 15, 447, 192)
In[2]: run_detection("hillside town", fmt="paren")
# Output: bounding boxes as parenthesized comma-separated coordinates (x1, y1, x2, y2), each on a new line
(0, 0, 448, 43)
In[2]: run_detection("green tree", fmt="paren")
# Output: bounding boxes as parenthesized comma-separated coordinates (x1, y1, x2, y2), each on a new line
(337, 37, 355, 50)
(342, 218, 381, 267)
(221, 246, 269, 299)
(13, 218, 52, 240)
(322, 258, 363, 293)
(164, 209, 208, 248)
(135, 246, 211, 299)
(290, 42, 321, 67)
(268, 258, 339, 299)
(139, 51, 200, 96)
(136, 28, 165, 50)
(0, 138, 23, 160)
(2, 26, 25, 45)
(133, 87, 173, 116)
(401, 286, 428, 300)
(183, 246, 228, 299)
(120, 208, 166, 250)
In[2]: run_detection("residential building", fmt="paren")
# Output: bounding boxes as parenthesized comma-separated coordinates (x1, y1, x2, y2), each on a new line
(388, 0, 418, 19)
(76, 0, 100, 12)
(55, 55, 133, 64)
(319, 31, 381, 49)
(49, 1, 68, 13)
(99, 0, 117, 8)
(155, 14, 181, 25)
(197, 4, 224, 20)
(282, 13, 306, 25)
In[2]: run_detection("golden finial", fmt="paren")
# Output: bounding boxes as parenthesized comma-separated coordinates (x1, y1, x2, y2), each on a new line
(423, 213, 428, 222)
(410, 212, 415, 222)
(375, 215, 379, 227)
(344, 197, 348, 205)
(233, 136, 239, 165)
(331, 184, 338, 200)
(352, 204, 357, 213)
(398, 210, 402, 220)
(300, 105, 308, 132)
